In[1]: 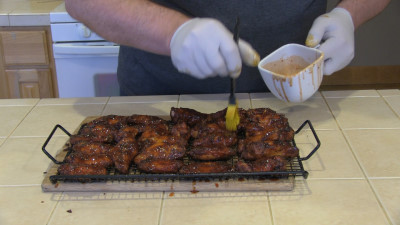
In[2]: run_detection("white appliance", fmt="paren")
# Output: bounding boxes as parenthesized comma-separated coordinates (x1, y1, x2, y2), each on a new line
(50, 3, 120, 98)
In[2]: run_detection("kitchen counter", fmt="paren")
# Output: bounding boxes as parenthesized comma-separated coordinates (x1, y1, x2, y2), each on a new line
(0, 0, 63, 26)
(0, 90, 399, 225)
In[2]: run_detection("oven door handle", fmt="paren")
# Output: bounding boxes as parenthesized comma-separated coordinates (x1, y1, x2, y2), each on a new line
(53, 44, 120, 56)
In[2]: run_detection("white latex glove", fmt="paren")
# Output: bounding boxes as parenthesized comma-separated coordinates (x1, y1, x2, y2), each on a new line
(170, 18, 260, 79)
(306, 8, 355, 75)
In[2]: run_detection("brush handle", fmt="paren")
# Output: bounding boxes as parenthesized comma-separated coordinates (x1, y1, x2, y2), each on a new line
(233, 17, 240, 43)
(230, 78, 236, 97)
(230, 17, 240, 99)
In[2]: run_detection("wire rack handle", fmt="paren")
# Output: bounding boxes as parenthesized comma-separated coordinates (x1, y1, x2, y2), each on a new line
(42, 124, 71, 165)
(294, 120, 321, 161)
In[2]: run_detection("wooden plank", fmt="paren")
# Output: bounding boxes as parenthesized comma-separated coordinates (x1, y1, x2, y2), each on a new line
(41, 116, 295, 192)
(42, 172, 294, 192)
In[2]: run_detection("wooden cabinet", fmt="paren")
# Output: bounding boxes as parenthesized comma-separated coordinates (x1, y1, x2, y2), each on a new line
(0, 26, 58, 99)
(5, 69, 54, 98)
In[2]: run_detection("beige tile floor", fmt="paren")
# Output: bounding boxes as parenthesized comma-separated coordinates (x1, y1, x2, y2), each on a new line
(269, 179, 390, 225)
(0, 106, 34, 137)
(344, 129, 400, 178)
(0, 186, 60, 225)
(370, 179, 400, 224)
(161, 191, 272, 225)
(48, 192, 163, 225)
(295, 130, 364, 179)
(0, 90, 399, 225)
(0, 136, 69, 185)
(11, 104, 106, 137)
(384, 95, 400, 116)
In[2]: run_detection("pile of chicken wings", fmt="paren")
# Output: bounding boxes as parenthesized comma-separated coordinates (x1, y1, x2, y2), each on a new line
(58, 107, 299, 176)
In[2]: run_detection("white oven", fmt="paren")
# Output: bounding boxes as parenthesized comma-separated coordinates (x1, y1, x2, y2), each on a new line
(50, 3, 120, 98)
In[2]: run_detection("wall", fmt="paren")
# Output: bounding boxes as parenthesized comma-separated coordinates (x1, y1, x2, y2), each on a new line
(327, 0, 400, 66)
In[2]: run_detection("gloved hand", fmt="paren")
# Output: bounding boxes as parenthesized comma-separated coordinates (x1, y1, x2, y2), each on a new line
(306, 7, 355, 75)
(170, 18, 260, 79)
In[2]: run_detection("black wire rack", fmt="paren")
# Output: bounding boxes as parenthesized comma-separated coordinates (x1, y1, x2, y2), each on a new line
(42, 120, 320, 184)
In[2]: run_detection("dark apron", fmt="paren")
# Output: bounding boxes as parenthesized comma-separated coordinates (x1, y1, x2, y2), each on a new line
(117, 0, 327, 95)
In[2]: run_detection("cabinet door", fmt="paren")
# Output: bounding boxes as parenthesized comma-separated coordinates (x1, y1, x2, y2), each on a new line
(5, 69, 54, 98)
(0, 31, 49, 66)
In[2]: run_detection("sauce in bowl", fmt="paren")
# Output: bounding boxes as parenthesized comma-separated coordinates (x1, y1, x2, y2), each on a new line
(261, 55, 310, 77)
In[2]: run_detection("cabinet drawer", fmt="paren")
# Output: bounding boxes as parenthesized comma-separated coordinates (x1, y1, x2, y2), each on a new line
(5, 69, 54, 98)
(0, 31, 49, 66)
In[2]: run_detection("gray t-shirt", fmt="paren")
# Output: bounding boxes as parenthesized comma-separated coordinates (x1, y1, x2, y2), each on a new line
(117, 0, 327, 95)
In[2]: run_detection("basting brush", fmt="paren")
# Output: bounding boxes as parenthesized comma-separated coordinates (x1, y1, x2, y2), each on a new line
(225, 17, 241, 131)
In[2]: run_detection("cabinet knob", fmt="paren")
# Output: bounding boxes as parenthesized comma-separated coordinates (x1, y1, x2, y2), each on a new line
(77, 24, 92, 38)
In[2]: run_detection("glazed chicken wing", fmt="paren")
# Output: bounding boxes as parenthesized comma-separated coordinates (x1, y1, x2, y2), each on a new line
(236, 156, 287, 172)
(179, 161, 232, 174)
(68, 135, 93, 145)
(238, 108, 294, 142)
(187, 113, 238, 161)
(77, 115, 128, 143)
(58, 163, 107, 175)
(85, 115, 127, 128)
(237, 108, 298, 160)
(136, 159, 184, 174)
(188, 146, 236, 161)
(238, 140, 299, 160)
(134, 135, 187, 164)
(114, 125, 140, 142)
(170, 107, 208, 127)
(110, 137, 140, 174)
(64, 152, 113, 168)
(71, 141, 114, 156)
(170, 121, 191, 141)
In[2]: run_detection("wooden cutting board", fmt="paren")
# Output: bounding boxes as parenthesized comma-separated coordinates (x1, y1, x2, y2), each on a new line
(41, 116, 295, 192)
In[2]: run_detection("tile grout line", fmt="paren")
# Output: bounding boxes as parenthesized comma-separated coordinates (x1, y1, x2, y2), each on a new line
(322, 93, 394, 225)
(340, 131, 394, 225)
(379, 91, 400, 120)
(365, 180, 395, 225)
(100, 97, 111, 115)
(266, 191, 275, 225)
(176, 95, 181, 108)
(45, 192, 63, 225)
(0, 99, 61, 225)
(248, 93, 254, 109)
(2, 101, 40, 142)
(157, 191, 166, 225)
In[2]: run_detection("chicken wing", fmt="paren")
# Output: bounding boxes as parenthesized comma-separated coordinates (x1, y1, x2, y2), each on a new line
(58, 163, 107, 175)
(238, 140, 299, 160)
(71, 141, 114, 156)
(134, 135, 187, 164)
(136, 159, 184, 174)
(179, 161, 232, 174)
(64, 152, 113, 168)
(170, 107, 208, 127)
(110, 137, 140, 174)
(236, 156, 287, 172)
(188, 146, 236, 161)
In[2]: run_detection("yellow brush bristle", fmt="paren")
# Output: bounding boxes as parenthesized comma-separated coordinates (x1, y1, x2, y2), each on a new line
(226, 17, 241, 132)
(225, 103, 240, 131)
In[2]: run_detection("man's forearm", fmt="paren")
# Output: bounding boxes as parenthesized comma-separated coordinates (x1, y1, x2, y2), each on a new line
(338, 0, 391, 29)
(65, 0, 190, 55)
